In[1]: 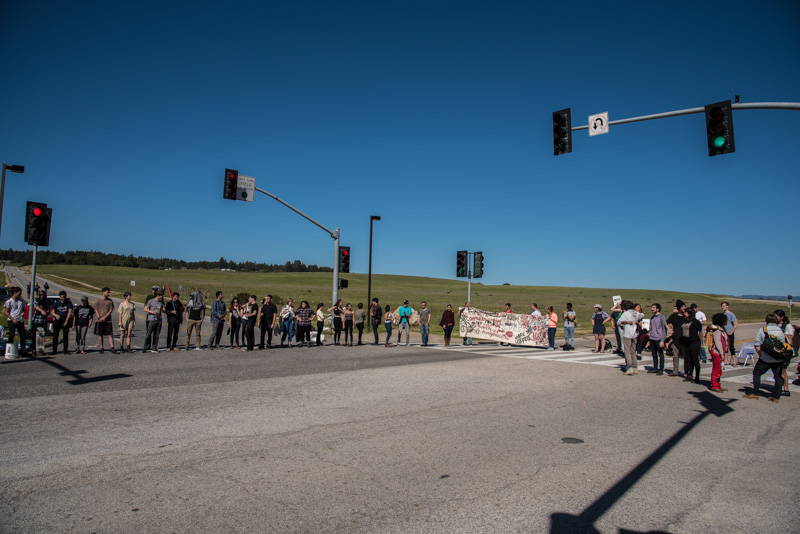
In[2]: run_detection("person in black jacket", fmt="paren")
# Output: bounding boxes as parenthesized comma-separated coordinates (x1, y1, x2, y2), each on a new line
(680, 307, 703, 383)
(164, 292, 184, 351)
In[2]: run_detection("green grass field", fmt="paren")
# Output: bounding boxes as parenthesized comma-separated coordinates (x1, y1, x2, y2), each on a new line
(27, 265, 788, 337)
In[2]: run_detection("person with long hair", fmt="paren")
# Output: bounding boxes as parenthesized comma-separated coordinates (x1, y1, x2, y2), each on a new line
(384, 305, 394, 347)
(546, 306, 558, 351)
(328, 299, 343, 345)
(440, 304, 455, 347)
(295, 300, 313, 348)
(228, 297, 241, 348)
(315, 303, 326, 346)
(343, 303, 355, 346)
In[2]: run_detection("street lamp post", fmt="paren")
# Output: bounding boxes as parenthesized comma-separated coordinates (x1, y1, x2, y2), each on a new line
(366, 215, 381, 332)
(0, 164, 25, 243)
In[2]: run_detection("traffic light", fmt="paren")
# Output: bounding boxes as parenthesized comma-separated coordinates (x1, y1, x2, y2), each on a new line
(338, 246, 350, 273)
(473, 251, 484, 278)
(223, 168, 239, 200)
(24, 201, 52, 247)
(456, 250, 468, 278)
(339, 279, 349, 290)
(552, 108, 572, 156)
(704, 100, 735, 157)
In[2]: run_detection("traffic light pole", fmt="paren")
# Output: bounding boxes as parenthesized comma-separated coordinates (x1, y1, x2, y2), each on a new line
(253, 187, 341, 305)
(570, 102, 800, 131)
(27, 245, 38, 332)
(467, 252, 472, 303)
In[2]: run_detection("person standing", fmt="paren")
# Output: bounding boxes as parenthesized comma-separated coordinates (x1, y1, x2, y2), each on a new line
(72, 296, 95, 354)
(259, 295, 278, 349)
(530, 303, 541, 317)
(328, 299, 343, 345)
(418, 301, 431, 346)
(721, 301, 738, 366)
(165, 292, 184, 351)
(774, 309, 794, 397)
(117, 292, 136, 353)
(743, 314, 786, 403)
(280, 298, 295, 347)
(619, 300, 644, 375)
(94, 287, 118, 354)
(144, 292, 165, 353)
(343, 303, 355, 346)
(185, 290, 205, 350)
(666, 302, 686, 377)
(397, 300, 413, 346)
(647, 304, 668, 375)
(228, 298, 242, 348)
(591, 304, 611, 353)
(50, 290, 74, 355)
(370, 298, 382, 345)
(31, 290, 49, 355)
(3, 287, 28, 355)
(208, 291, 226, 350)
(707, 313, 729, 392)
(384, 305, 394, 347)
(315, 303, 326, 345)
(355, 303, 366, 345)
(499, 303, 514, 346)
(563, 303, 576, 349)
(242, 295, 258, 351)
(295, 300, 313, 348)
(546, 306, 559, 351)
(680, 308, 703, 383)
(690, 304, 709, 363)
(440, 304, 455, 347)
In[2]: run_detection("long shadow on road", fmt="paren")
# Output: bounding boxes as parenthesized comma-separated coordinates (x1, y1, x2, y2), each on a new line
(550, 391, 735, 534)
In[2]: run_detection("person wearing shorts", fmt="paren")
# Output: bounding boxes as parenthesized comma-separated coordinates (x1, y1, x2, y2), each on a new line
(118, 291, 136, 352)
(592, 304, 611, 353)
(94, 287, 118, 354)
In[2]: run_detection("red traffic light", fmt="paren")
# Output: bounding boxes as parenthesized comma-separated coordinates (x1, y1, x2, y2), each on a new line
(228, 173, 236, 180)
(342, 249, 349, 256)
(33, 207, 43, 217)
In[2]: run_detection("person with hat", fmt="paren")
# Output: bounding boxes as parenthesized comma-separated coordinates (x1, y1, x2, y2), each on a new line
(591, 304, 611, 353)
(50, 290, 74, 355)
(145, 285, 159, 305)
(72, 296, 95, 354)
(396, 300, 413, 346)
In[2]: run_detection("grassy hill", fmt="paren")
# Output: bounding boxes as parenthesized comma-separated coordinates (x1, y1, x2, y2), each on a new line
(26, 265, 787, 337)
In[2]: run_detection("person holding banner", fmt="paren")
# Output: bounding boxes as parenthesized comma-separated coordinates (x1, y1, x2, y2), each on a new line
(460, 302, 473, 345)
(440, 304, 455, 347)
(591, 304, 611, 353)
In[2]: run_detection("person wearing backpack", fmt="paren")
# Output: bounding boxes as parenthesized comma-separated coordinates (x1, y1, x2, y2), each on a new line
(743, 314, 786, 403)
(774, 310, 794, 397)
(707, 313, 729, 392)
(184, 289, 205, 350)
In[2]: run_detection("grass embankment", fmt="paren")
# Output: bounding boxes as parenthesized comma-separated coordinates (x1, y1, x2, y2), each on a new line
(33, 265, 786, 337)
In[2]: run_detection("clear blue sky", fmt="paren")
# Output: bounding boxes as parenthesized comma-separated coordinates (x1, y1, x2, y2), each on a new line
(1, 0, 798, 296)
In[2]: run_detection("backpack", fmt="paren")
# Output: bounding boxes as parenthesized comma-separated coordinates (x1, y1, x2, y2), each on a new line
(760, 326, 794, 365)
(790, 324, 800, 351)
(704, 328, 714, 349)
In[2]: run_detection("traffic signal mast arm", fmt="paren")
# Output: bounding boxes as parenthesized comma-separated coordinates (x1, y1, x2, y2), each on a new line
(570, 102, 800, 131)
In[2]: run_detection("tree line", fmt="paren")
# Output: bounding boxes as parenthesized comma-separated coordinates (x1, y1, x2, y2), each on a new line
(0, 249, 332, 273)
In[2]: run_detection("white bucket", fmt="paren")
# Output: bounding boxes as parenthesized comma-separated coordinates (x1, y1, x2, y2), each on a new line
(5, 342, 19, 359)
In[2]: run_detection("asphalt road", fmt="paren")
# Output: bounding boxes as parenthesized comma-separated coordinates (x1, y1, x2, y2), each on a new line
(2, 270, 798, 533)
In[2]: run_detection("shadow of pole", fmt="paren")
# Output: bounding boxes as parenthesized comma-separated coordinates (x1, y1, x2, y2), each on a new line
(550, 391, 735, 534)
(26, 355, 132, 385)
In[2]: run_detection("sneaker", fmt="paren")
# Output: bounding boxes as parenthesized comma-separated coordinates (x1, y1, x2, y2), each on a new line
(656, 370, 664, 376)
(623, 368, 635, 376)
(646, 369, 658, 374)
(385, 343, 391, 347)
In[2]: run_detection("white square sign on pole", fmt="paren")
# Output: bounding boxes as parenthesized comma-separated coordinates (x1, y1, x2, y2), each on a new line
(237, 175, 256, 202)
(589, 112, 609, 136)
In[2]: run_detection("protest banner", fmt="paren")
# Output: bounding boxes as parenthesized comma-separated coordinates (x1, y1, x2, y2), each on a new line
(459, 307, 549, 346)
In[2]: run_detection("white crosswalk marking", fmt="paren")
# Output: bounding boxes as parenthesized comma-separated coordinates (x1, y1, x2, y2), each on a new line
(427, 344, 800, 391)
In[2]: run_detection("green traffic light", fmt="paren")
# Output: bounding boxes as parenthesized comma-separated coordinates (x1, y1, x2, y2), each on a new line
(711, 136, 726, 148)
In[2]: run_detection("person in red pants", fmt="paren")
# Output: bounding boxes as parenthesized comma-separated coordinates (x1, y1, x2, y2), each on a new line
(707, 313, 729, 392)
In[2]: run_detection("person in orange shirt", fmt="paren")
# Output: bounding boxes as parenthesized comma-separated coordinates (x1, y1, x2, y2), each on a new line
(546, 306, 558, 350)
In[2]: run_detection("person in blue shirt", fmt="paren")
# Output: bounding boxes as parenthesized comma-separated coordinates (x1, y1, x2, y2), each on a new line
(396, 300, 413, 346)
